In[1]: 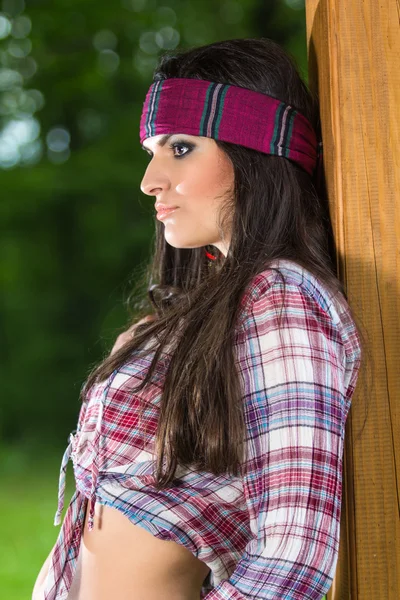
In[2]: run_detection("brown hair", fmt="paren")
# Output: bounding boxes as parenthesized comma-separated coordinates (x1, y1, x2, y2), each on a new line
(80, 38, 371, 490)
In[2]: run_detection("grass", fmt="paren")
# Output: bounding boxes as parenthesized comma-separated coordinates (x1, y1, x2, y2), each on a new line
(0, 442, 327, 599)
(0, 440, 75, 600)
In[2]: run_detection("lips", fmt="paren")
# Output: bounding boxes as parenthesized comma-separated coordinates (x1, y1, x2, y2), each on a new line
(156, 207, 178, 214)
(155, 204, 179, 212)
(156, 207, 178, 220)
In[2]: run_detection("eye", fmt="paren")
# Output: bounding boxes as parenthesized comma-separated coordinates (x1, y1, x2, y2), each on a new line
(141, 140, 194, 159)
(169, 141, 194, 158)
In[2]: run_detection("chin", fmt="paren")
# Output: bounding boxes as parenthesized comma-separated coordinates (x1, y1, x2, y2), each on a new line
(164, 236, 204, 250)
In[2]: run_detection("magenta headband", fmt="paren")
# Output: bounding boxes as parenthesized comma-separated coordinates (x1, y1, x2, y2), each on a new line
(140, 77, 323, 178)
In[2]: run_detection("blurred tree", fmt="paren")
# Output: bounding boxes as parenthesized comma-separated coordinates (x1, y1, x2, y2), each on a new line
(0, 0, 307, 445)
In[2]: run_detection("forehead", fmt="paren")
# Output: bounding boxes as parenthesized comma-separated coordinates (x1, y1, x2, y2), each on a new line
(141, 133, 205, 149)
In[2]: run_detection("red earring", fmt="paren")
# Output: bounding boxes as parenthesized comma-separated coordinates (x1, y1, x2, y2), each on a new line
(205, 248, 217, 261)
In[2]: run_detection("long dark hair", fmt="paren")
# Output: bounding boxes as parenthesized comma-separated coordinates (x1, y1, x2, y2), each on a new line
(80, 38, 370, 490)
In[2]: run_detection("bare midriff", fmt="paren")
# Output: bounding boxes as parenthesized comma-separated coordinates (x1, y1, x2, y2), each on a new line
(33, 500, 211, 600)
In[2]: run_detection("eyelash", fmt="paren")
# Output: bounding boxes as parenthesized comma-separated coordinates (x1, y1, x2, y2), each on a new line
(144, 140, 194, 159)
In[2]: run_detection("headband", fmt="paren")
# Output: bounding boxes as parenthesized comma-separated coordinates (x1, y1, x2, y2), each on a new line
(140, 77, 323, 178)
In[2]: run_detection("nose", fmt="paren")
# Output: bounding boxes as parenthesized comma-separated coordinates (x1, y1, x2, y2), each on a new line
(140, 164, 170, 197)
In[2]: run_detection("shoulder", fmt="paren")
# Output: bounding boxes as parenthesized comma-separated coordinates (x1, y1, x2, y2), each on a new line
(239, 259, 361, 365)
(240, 259, 335, 310)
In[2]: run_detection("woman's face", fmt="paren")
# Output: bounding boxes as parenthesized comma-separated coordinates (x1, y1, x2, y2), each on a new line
(140, 133, 234, 257)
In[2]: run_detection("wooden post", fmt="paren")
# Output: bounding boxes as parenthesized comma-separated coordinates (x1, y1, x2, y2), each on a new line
(305, 1, 400, 598)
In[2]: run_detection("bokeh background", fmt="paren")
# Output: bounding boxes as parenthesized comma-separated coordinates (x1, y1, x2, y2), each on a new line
(0, 1, 313, 597)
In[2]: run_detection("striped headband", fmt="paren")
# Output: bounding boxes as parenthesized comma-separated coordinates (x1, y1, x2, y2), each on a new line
(140, 77, 323, 178)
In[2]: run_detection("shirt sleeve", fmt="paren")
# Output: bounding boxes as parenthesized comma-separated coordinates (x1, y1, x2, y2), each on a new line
(203, 276, 359, 600)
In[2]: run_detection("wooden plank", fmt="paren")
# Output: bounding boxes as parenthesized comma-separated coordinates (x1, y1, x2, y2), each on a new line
(305, 1, 400, 598)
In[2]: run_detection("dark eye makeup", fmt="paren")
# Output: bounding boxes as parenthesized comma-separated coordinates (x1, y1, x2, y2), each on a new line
(142, 139, 195, 159)
(169, 140, 195, 158)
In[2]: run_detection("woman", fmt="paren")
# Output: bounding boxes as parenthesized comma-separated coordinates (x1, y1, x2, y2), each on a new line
(33, 37, 365, 599)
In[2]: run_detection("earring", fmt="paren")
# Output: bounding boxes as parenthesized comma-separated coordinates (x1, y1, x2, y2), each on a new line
(205, 248, 217, 261)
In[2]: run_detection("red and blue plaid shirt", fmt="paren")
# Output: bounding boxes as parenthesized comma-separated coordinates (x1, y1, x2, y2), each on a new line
(43, 259, 362, 599)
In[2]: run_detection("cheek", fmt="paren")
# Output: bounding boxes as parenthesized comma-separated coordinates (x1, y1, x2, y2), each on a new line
(176, 175, 211, 198)
(176, 162, 231, 199)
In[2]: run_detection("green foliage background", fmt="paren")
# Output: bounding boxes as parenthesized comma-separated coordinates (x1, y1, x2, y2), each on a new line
(0, 1, 321, 598)
(1, 0, 308, 445)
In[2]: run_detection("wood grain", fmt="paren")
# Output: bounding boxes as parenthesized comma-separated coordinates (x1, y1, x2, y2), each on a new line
(305, 1, 400, 598)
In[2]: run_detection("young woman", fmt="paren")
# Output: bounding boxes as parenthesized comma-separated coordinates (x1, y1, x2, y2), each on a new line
(33, 38, 366, 600)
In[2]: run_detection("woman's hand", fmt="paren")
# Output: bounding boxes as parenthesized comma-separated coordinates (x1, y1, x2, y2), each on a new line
(110, 314, 158, 356)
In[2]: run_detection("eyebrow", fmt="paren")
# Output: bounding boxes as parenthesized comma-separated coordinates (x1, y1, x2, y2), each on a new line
(141, 134, 174, 151)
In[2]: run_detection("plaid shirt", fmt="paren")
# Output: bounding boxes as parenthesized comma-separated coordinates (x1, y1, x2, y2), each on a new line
(43, 259, 362, 599)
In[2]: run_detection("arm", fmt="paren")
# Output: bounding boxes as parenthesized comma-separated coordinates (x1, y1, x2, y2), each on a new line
(110, 314, 158, 356)
(32, 544, 56, 600)
(204, 278, 360, 599)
